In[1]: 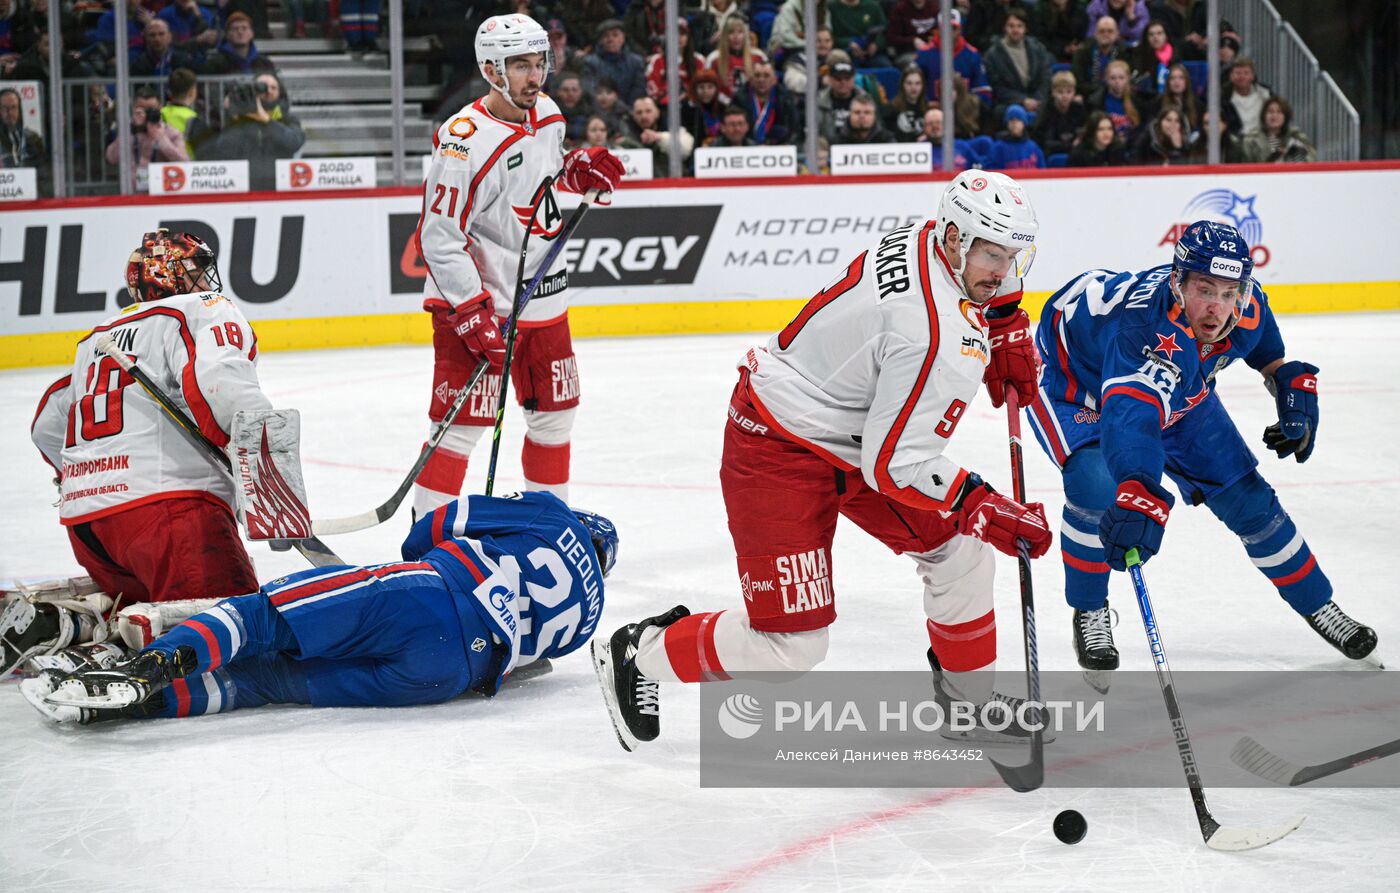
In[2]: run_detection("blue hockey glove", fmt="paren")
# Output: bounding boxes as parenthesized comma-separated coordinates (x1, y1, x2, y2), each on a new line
(1099, 476, 1174, 571)
(1264, 361, 1319, 463)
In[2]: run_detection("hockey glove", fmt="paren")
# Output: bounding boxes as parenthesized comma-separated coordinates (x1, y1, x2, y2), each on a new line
(1099, 476, 1174, 571)
(561, 146, 625, 198)
(982, 308, 1039, 409)
(955, 474, 1052, 559)
(444, 297, 506, 371)
(1263, 360, 1319, 463)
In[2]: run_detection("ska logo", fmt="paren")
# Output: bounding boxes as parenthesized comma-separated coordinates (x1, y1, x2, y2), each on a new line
(162, 166, 186, 192)
(1160, 189, 1270, 268)
(512, 181, 564, 239)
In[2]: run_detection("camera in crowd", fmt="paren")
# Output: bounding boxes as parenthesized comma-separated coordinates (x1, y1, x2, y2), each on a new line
(226, 79, 270, 118)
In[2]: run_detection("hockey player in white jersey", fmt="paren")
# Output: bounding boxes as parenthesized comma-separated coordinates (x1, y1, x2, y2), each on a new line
(411, 13, 624, 513)
(11, 231, 271, 675)
(594, 172, 1054, 752)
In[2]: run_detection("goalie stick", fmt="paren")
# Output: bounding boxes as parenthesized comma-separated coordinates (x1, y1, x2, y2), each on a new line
(1126, 549, 1305, 851)
(1230, 734, 1400, 786)
(94, 336, 344, 569)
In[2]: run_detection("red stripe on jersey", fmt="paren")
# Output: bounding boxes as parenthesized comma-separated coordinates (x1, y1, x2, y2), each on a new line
(185, 618, 223, 670)
(1030, 398, 1069, 466)
(268, 567, 372, 607)
(433, 503, 451, 545)
(1102, 386, 1166, 426)
(31, 374, 72, 472)
(1051, 309, 1080, 402)
(515, 309, 569, 329)
(172, 678, 191, 717)
(534, 113, 565, 129)
(775, 250, 867, 351)
(873, 222, 959, 511)
(1063, 551, 1109, 574)
(1270, 553, 1317, 588)
(439, 539, 487, 584)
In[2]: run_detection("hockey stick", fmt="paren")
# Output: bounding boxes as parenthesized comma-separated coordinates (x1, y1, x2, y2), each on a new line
(987, 389, 1045, 793)
(1230, 734, 1400, 786)
(1125, 548, 1305, 850)
(483, 184, 603, 496)
(94, 336, 345, 569)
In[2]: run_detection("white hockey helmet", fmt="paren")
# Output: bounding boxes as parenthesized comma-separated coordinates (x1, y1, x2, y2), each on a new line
(475, 14, 551, 105)
(935, 170, 1039, 298)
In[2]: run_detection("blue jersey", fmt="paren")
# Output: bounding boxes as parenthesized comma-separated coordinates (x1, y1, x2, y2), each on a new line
(1035, 264, 1285, 483)
(403, 492, 605, 686)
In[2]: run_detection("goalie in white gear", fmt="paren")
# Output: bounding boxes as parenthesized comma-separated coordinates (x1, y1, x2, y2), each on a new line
(410, 13, 624, 514)
(593, 171, 1055, 753)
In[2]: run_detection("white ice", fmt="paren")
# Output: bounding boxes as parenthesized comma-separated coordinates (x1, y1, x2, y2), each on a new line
(3, 316, 1398, 891)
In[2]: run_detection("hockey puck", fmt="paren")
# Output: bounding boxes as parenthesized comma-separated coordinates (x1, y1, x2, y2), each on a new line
(1053, 809, 1087, 845)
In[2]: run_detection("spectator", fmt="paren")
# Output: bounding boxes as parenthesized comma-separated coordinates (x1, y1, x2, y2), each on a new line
(1072, 15, 1128, 99)
(286, 0, 328, 39)
(585, 19, 647, 104)
(545, 18, 585, 90)
(645, 18, 705, 107)
(707, 16, 765, 99)
(1084, 0, 1147, 47)
(831, 0, 890, 69)
(130, 18, 192, 76)
(0, 85, 46, 174)
(7, 25, 95, 81)
(254, 71, 296, 124)
(983, 6, 1053, 118)
(1030, 0, 1088, 63)
(1150, 0, 1209, 61)
(1031, 69, 1088, 156)
(200, 78, 305, 191)
(618, 94, 694, 170)
(882, 64, 928, 142)
(692, 0, 746, 56)
(339, 0, 380, 53)
(780, 25, 832, 94)
(204, 12, 273, 75)
(220, 0, 273, 41)
(1130, 19, 1177, 96)
(708, 103, 756, 147)
(161, 67, 213, 157)
(1068, 109, 1129, 165)
(1241, 95, 1317, 163)
(1133, 105, 1189, 164)
(1157, 62, 1200, 135)
(948, 72, 985, 138)
(1088, 59, 1139, 140)
(624, 0, 666, 56)
(159, 0, 220, 57)
(105, 84, 188, 192)
(737, 56, 800, 144)
(591, 77, 628, 135)
(1189, 108, 1244, 163)
(769, 0, 830, 60)
(916, 107, 979, 169)
(1218, 31, 1241, 71)
(562, 0, 616, 52)
(554, 73, 594, 146)
(989, 103, 1045, 168)
(682, 69, 726, 145)
(816, 56, 858, 142)
(90, 1, 153, 70)
(886, 0, 937, 65)
(1227, 57, 1270, 136)
(963, 0, 1015, 52)
(916, 10, 991, 109)
(833, 92, 890, 144)
(583, 114, 618, 149)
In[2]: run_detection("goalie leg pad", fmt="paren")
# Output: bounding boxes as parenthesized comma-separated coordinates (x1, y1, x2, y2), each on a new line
(2, 590, 116, 676)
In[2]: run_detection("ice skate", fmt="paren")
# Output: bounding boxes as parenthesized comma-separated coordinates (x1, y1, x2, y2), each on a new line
(928, 649, 1055, 745)
(592, 605, 689, 752)
(45, 646, 195, 710)
(1306, 600, 1378, 660)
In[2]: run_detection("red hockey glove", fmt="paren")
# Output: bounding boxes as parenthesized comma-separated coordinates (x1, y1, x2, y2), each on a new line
(444, 297, 506, 371)
(955, 474, 1052, 559)
(561, 146, 625, 197)
(983, 309, 1038, 409)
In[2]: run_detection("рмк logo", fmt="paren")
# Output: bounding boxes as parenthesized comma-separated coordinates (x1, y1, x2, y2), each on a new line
(1159, 188, 1270, 268)
(717, 693, 764, 739)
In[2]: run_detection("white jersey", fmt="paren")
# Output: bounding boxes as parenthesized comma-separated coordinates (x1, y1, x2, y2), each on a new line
(417, 93, 570, 325)
(30, 292, 272, 525)
(745, 220, 1021, 510)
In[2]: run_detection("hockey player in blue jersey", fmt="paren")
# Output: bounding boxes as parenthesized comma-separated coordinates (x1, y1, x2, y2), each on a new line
(1027, 220, 1377, 672)
(21, 492, 615, 724)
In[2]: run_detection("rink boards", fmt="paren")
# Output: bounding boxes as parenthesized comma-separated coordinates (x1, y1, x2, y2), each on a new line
(3, 161, 1398, 368)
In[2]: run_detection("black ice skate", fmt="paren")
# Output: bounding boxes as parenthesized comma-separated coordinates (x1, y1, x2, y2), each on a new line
(592, 605, 690, 752)
(21, 667, 166, 725)
(1306, 600, 1378, 660)
(1073, 603, 1120, 671)
(927, 649, 1054, 745)
(44, 645, 196, 711)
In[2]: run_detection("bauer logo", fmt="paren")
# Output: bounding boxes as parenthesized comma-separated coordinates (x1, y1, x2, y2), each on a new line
(718, 693, 765, 739)
(1160, 189, 1270, 269)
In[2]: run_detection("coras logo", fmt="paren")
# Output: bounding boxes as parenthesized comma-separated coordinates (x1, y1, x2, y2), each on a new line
(162, 166, 186, 192)
(1209, 257, 1244, 278)
(1160, 189, 1270, 268)
(289, 161, 314, 188)
(717, 693, 764, 739)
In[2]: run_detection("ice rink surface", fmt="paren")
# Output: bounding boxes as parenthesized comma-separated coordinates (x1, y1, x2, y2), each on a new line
(3, 315, 1398, 891)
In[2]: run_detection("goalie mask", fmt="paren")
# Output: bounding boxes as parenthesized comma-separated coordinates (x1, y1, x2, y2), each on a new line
(573, 509, 618, 579)
(125, 230, 222, 303)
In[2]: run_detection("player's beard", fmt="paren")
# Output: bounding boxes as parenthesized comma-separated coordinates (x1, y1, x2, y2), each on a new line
(512, 85, 541, 108)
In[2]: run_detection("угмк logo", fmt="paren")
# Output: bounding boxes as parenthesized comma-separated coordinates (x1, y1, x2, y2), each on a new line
(1159, 189, 1270, 268)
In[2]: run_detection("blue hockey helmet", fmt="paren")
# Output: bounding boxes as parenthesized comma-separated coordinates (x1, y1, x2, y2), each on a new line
(574, 509, 618, 578)
(1172, 220, 1254, 283)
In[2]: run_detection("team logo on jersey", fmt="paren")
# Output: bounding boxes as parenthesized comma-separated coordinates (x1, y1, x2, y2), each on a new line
(1160, 189, 1270, 269)
(447, 116, 476, 139)
(957, 299, 987, 330)
(471, 637, 487, 653)
(1153, 332, 1184, 359)
(512, 183, 564, 239)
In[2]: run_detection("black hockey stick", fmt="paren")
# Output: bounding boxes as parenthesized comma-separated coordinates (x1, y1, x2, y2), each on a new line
(1125, 549, 1305, 850)
(988, 389, 1044, 793)
(483, 184, 603, 496)
(94, 337, 345, 569)
(1230, 734, 1400, 786)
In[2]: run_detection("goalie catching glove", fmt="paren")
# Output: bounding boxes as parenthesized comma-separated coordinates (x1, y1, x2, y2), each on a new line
(443, 296, 507, 370)
(953, 473, 1052, 559)
(561, 146, 625, 199)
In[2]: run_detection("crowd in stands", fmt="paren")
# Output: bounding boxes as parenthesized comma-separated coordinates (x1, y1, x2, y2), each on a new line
(0, 0, 1324, 195)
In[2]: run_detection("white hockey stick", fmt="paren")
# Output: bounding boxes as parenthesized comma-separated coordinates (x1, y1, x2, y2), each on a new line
(1231, 734, 1400, 786)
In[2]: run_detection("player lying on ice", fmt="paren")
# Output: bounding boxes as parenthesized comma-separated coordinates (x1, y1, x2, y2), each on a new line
(593, 171, 1055, 752)
(1027, 220, 1378, 674)
(20, 492, 615, 725)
